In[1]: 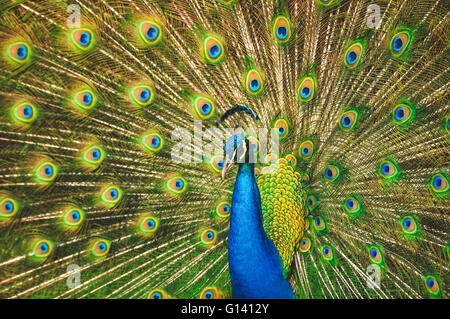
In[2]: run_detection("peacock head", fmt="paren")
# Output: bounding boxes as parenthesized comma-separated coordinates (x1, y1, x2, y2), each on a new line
(222, 133, 250, 179)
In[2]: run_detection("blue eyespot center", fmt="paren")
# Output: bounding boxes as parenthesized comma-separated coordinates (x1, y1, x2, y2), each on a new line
(98, 242, 106, 251)
(79, 32, 91, 46)
(201, 103, 212, 115)
(382, 163, 390, 175)
(276, 26, 288, 39)
(23, 105, 33, 118)
(433, 176, 442, 189)
(278, 127, 285, 135)
(4, 201, 14, 213)
(206, 231, 213, 239)
(395, 107, 405, 120)
(92, 149, 100, 160)
(323, 247, 329, 255)
(218, 159, 224, 169)
(393, 37, 403, 52)
(223, 205, 229, 213)
(325, 168, 333, 179)
(175, 179, 184, 190)
(44, 165, 53, 177)
(209, 44, 221, 58)
(83, 93, 92, 105)
(403, 218, 411, 229)
(315, 218, 321, 226)
(110, 189, 118, 199)
(151, 136, 160, 147)
(301, 87, 311, 99)
(427, 278, 435, 289)
(146, 26, 159, 40)
(302, 240, 306, 246)
(205, 291, 213, 299)
(40, 243, 49, 253)
(347, 199, 354, 209)
(152, 292, 161, 299)
(17, 45, 28, 59)
(342, 115, 351, 127)
(302, 147, 309, 156)
(140, 89, 150, 102)
(347, 50, 358, 64)
(250, 79, 260, 91)
(147, 219, 155, 228)
(71, 211, 80, 222)
(370, 248, 378, 258)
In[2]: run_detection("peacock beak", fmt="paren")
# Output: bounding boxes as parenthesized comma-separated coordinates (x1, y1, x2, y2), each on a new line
(222, 149, 237, 180)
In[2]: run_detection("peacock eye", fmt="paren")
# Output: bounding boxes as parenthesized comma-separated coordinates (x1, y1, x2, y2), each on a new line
(273, 16, 291, 43)
(138, 21, 163, 45)
(149, 289, 167, 299)
(167, 176, 187, 195)
(35, 161, 57, 183)
(131, 85, 154, 107)
(142, 133, 164, 153)
(139, 216, 159, 234)
(254, 168, 260, 179)
(429, 173, 449, 195)
(368, 245, 383, 264)
(400, 215, 418, 236)
(245, 69, 264, 95)
(392, 103, 414, 126)
(273, 119, 289, 140)
(299, 237, 311, 253)
(339, 110, 358, 131)
(307, 194, 318, 211)
(247, 136, 260, 154)
(390, 31, 411, 56)
(193, 96, 215, 119)
(319, 0, 334, 6)
(321, 245, 334, 261)
(216, 202, 231, 218)
(0, 198, 18, 218)
(100, 185, 122, 204)
(74, 89, 97, 111)
(204, 36, 224, 63)
(33, 239, 53, 259)
(378, 159, 400, 180)
(200, 287, 219, 299)
(298, 140, 314, 160)
(424, 275, 440, 296)
(323, 164, 340, 182)
(7, 42, 31, 64)
(344, 42, 364, 68)
(314, 216, 326, 232)
(210, 156, 225, 173)
(83, 145, 105, 166)
(285, 154, 297, 168)
(201, 229, 216, 245)
(91, 239, 110, 257)
(71, 28, 95, 51)
(13, 102, 38, 124)
(344, 196, 362, 215)
(63, 207, 85, 228)
(297, 76, 315, 102)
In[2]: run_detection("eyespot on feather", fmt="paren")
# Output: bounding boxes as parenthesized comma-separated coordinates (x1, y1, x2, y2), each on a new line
(12, 102, 37, 124)
(203, 36, 224, 64)
(245, 69, 264, 95)
(272, 16, 291, 43)
(138, 21, 162, 45)
(344, 42, 364, 68)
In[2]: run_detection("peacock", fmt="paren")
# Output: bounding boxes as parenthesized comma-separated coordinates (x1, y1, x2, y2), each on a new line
(0, 0, 448, 299)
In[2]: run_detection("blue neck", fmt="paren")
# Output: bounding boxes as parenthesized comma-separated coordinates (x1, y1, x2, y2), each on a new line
(228, 163, 293, 299)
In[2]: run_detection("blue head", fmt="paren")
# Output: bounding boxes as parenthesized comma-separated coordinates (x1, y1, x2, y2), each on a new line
(222, 133, 250, 179)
